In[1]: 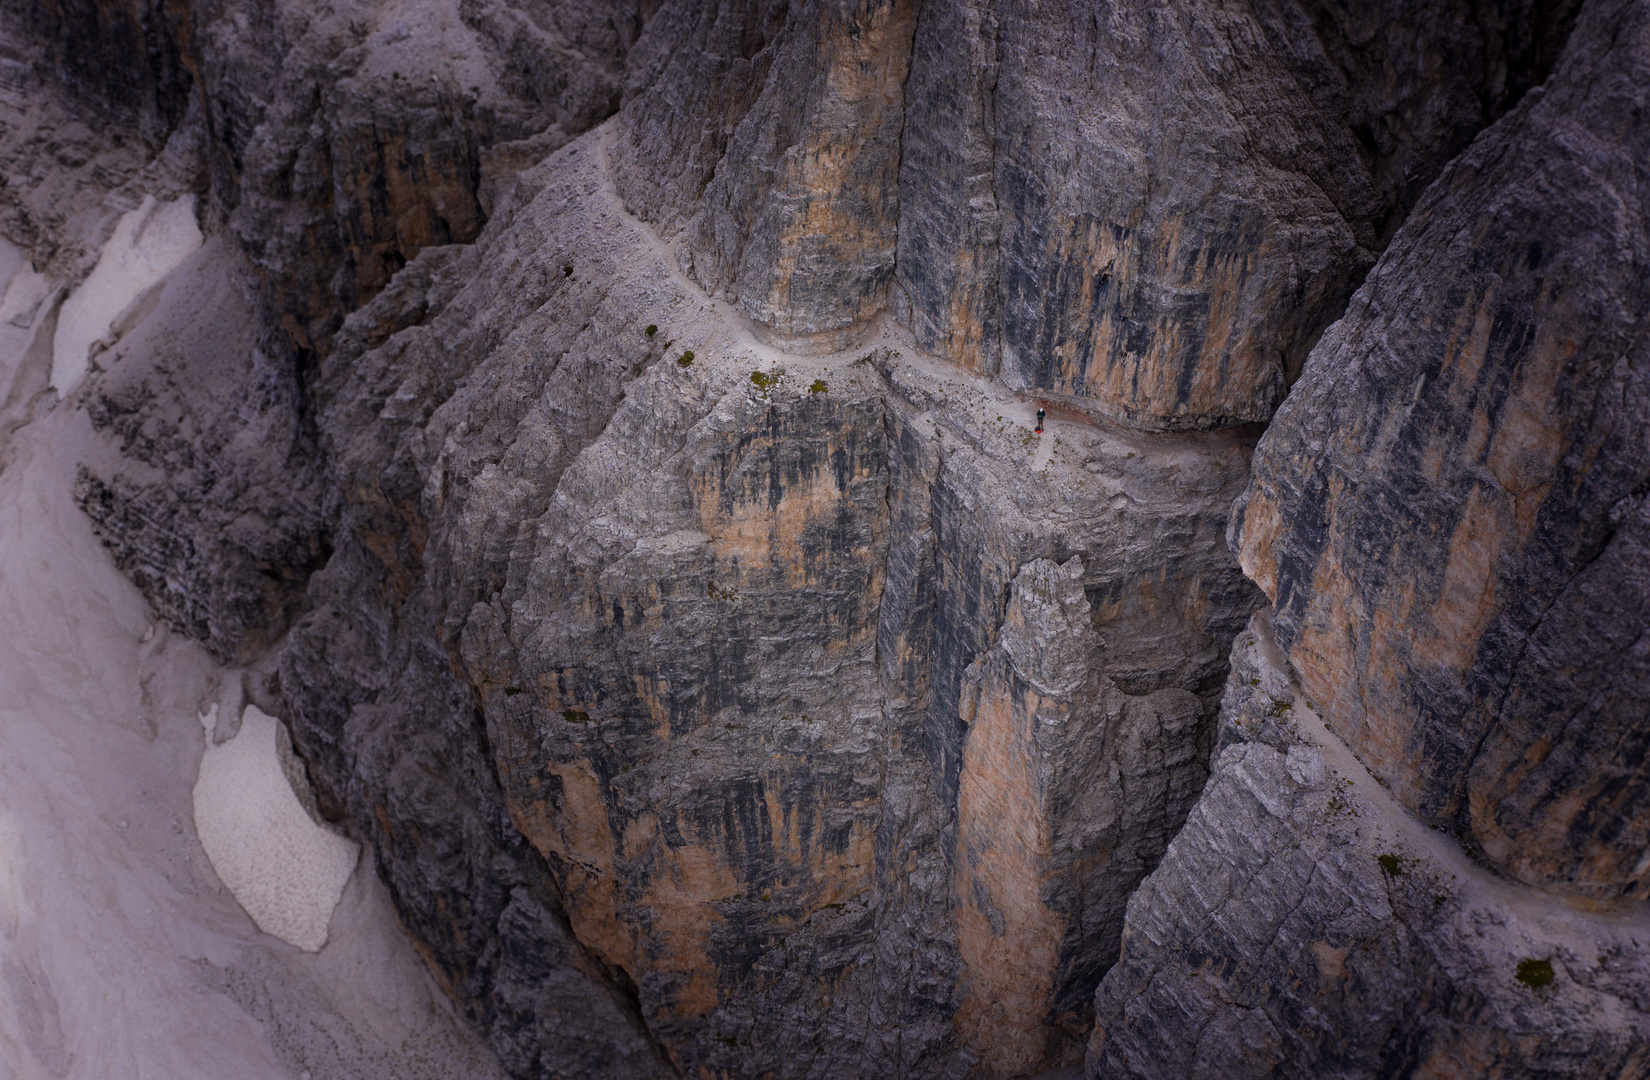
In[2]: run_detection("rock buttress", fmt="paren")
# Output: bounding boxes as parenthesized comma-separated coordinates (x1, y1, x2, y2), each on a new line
(1088, 0, 1650, 1073)
(281, 122, 1266, 1075)
(1232, 0, 1650, 897)
(1089, 618, 1650, 1077)
(612, 0, 918, 347)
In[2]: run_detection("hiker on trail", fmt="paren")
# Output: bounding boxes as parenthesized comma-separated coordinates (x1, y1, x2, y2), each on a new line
(1035, 404, 1046, 433)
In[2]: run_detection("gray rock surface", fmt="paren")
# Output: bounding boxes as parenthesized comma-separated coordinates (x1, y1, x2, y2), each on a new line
(1231, 0, 1650, 896)
(612, 0, 917, 346)
(74, 236, 329, 664)
(1090, 617, 1650, 1077)
(283, 128, 1262, 1076)
(189, 0, 645, 357)
(8, 1, 1640, 1078)
(894, 0, 1581, 426)
(612, 0, 1577, 415)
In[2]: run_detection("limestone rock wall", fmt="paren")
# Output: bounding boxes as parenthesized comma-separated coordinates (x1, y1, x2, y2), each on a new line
(895, 0, 1581, 427)
(7, 0, 645, 661)
(1231, 0, 1650, 897)
(12, 2, 1640, 1079)
(1090, 618, 1650, 1077)
(278, 142, 681, 1079)
(612, 0, 918, 345)
(1091, 0, 1650, 1073)
(187, 0, 645, 358)
(74, 237, 331, 665)
(615, 0, 1577, 411)
(276, 127, 1263, 1074)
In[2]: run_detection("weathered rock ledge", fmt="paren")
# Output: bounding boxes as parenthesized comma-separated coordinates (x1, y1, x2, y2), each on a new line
(1092, 616, 1650, 1077)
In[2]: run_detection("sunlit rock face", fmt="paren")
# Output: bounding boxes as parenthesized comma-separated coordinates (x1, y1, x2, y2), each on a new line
(13, 0, 1646, 1078)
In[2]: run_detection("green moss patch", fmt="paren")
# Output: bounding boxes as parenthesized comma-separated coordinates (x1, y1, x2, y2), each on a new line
(1516, 958, 1554, 989)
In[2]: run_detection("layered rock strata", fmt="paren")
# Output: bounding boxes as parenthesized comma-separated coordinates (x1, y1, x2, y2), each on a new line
(885, 0, 1577, 425)
(4, 0, 647, 657)
(613, 0, 919, 345)
(1094, 0, 1650, 1072)
(284, 127, 1261, 1076)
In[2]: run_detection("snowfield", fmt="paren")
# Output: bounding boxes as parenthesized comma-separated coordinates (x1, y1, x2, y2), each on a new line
(193, 703, 359, 953)
(0, 236, 505, 1080)
(50, 196, 203, 395)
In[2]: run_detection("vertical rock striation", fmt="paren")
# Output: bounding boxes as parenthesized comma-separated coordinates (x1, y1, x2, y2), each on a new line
(1094, 0, 1650, 1073)
(14, 1, 1637, 1078)
(1232, 0, 1650, 897)
(613, 0, 918, 346)
(281, 127, 1263, 1072)
(188, 0, 646, 359)
(897, 0, 1581, 428)
(1091, 618, 1650, 1077)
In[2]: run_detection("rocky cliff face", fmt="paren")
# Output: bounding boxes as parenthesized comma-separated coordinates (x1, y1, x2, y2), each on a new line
(1092, 617, 1650, 1076)
(1231, 0, 1650, 898)
(7, 0, 1645, 1078)
(281, 128, 1262, 1073)
(896, 0, 1582, 427)
(1094, 0, 1650, 1073)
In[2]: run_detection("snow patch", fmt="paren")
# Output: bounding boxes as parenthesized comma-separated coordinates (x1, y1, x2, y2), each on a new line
(51, 195, 202, 393)
(193, 704, 358, 952)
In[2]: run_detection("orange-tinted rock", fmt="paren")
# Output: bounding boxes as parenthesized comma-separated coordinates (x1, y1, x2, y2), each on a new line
(457, 355, 897, 1072)
(953, 558, 1207, 1073)
(1233, 0, 1650, 896)
(1090, 618, 1650, 1078)
(897, 0, 1580, 427)
(615, 0, 917, 345)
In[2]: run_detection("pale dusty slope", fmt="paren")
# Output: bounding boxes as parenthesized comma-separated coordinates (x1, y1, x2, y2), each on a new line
(0, 238, 506, 1080)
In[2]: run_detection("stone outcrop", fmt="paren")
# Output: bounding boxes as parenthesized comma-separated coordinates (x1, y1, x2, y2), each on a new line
(74, 236, 330, 664)
(188, 0, 645, 358)
(893, 0, 1582, 427)
(1092, 0, 1650, 1073)
(1091, 618, 1650, 1077)
(1231, 0, 1650, 898)
(613, 0, 918, 346)
(277, 127, 1263, 1075)
(7, 0, 647, 660)
(10, 1, 1643, 1079)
